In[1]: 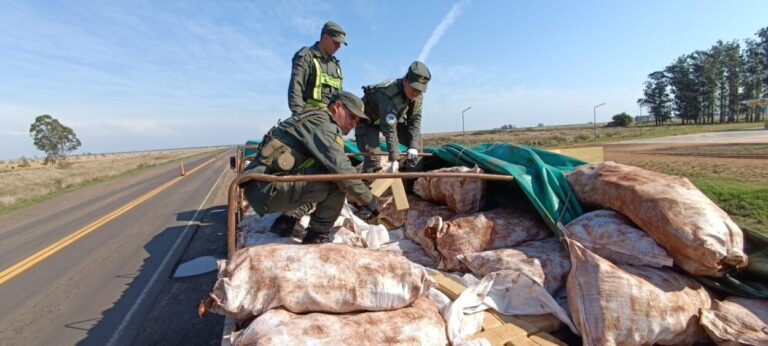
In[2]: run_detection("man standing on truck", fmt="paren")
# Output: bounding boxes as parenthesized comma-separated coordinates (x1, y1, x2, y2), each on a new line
(288, 21, 346, 116)
(356, 61, 431, 173)
(243, 91, 379, 244)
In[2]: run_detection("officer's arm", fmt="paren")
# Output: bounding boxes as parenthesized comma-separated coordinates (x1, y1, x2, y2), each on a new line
(407, 97, 423, 151)
(302, 124, 374, 204)
(374, 92, 402, 163)
(288, 51, 310, 115)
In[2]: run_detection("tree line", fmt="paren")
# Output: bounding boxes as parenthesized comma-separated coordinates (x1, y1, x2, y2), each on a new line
(638, 27, 768, 125)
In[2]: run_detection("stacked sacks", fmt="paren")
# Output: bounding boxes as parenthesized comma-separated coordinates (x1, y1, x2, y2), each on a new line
(203, 244, 434, 319)
(413, 166, 485, 213)
(566, 239, 713, 345)
(566, 161, 747, 276)
(458, 237, 570, 294)
(699, 296, 768, 345)
(483, 208, 551, 249)
(232, 297, 448, 346)
(202, 243, 447, 345)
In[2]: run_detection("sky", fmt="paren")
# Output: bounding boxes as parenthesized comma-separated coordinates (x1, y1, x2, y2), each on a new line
(1, 0, 767, 160)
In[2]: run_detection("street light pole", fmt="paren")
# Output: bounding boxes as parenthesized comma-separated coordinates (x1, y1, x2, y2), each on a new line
(462, 106, 472, 141)
(593, 102, 605, 140)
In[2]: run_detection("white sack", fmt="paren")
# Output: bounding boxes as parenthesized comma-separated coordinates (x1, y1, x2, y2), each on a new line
(431, 214, 494, 272)
(339, 203, 389, 249)
(700, 296, 768, 345)
(459, 237, 570, 294)
(566, 161, 746, 277)
(206, 243, 433, 320)
(567, 239, 712, 345)
(564, 209, 673, 267)
(377, 239, 438, 268)
(414, 166, 485, 213)
(232, 297, 449, 346)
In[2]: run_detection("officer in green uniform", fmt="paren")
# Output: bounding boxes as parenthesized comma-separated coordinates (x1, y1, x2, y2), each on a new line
(356, 61, 431, 173)
(243, 91, 378, 244)
(288, 21, 346, 115)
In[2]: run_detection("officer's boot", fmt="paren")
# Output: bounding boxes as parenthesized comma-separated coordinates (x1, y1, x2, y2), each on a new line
(301, 227, 331, 244)
(269, 214, 298, 237)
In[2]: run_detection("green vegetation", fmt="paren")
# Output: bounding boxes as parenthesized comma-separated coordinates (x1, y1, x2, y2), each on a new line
(29, 114, 82, 165)
(693, 178, 768, 234)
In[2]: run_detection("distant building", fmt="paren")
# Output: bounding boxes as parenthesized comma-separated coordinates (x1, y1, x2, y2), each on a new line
(634, 115, 653, 123)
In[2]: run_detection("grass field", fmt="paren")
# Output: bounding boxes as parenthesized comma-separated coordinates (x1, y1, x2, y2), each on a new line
(0, 148, 224, 215)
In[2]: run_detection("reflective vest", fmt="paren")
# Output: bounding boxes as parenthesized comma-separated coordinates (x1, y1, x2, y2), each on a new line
(305, 57, 342, 109)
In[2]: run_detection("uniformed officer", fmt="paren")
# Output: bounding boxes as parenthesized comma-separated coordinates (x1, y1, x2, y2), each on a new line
(288, 21, 346, 115)
(243, 91, 378, 244)
(356, 61, 431, 173)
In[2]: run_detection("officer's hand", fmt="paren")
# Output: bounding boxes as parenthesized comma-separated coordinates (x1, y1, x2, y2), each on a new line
(387, 161, 399, 173)
(355, 198, 380, 221)
(406, 148, 419, 160)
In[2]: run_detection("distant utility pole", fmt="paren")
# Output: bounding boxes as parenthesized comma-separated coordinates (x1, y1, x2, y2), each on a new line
(462, 106, 472, 141)
(593, 102, 606, 140)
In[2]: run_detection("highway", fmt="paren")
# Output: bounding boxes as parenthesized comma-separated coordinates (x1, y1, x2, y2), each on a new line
(0, 150, 234, 345)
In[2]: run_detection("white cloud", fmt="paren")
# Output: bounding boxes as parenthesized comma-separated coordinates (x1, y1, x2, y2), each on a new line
(75, 118, 173, 136)
(418, 0, 471, 63)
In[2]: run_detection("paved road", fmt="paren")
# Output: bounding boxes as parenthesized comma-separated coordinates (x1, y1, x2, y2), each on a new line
(617, 127, 768, 144)
(0, 150, 234, 346)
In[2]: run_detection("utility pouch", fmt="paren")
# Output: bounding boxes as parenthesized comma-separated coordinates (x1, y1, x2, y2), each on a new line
(258, 138, 295, 172)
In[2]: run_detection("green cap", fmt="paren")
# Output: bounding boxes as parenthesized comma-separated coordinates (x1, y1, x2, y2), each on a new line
(405, 61, 431, 93)
(322, 21, 347, 46)
(330, 91, 368, 121)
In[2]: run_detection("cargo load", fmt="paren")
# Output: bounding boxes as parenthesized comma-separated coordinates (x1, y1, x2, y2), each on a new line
(414, 166, 485, 213)
(699, 296, 768, 345)
(231, 297, 449, 346)
(566, 161, 747, 277)
(204, 243, 433, 320)
(567, 240, 712, 345)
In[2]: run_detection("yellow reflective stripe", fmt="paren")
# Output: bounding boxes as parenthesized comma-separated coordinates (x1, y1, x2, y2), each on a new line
(309, 57, 342, 104)
(304, 99, 326, 110)
(311, 58, 323, 101)
(295, 158, 316, 170)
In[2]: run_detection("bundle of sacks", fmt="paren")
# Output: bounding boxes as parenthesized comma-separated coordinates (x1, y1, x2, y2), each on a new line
(201, 243, 447, 345)
(220, 163, 765, 345)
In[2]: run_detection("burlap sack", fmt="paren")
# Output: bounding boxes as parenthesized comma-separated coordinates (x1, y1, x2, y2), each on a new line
(564, 209, 673, 267)
(414, 166, 485, 213)
(232, 297, 449, 346)
(204, 243, 433, 320)
(566, 161, 746, 277)
(567, 240, 712, 345)
(482, 208, 551, 249)
(375, 195, 407, 229)
(459, 237, 570, 294)
(700, 296, 768, 345)
(405, 198, 456, 262)
(377, 239, 438, 268)
(431, 213, 494, 272)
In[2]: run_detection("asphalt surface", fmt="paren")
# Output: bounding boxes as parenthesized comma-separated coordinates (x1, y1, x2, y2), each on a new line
(0, 150, 234, 346)
(617, 127, 768, 144)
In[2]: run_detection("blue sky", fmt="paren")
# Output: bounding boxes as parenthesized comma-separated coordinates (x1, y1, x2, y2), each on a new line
(1, 0, 767, 159)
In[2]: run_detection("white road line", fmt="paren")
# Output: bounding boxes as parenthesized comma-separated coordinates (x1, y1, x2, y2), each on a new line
(106, 163, 228, 346)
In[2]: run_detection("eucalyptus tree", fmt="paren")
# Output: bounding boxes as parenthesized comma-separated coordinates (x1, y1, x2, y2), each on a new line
(722, 41, 742, 122)
(665, 56, 700, 124)
(29, 114, 82, 165)
(638, 71, 672, 125)
(742, 38, 764, 122)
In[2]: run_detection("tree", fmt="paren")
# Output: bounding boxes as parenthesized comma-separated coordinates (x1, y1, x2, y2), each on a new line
(29, 114, 81, 165)
(608, 112, 633, 127)
(638, 71, 672, 125)
(665, 55, 700, 124)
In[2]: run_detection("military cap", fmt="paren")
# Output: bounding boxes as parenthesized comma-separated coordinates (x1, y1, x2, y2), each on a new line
(405, 61, 431, 93)
(322, 21, 347, 46)
(330, 91, 368, 121)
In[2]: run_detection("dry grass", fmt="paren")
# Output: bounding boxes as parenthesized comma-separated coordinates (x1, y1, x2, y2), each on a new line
(0, 148, 222, 211)
(424, 122, 760, 148)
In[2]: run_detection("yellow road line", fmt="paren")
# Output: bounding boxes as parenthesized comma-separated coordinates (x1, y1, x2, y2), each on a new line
(0, 156, 218, 285)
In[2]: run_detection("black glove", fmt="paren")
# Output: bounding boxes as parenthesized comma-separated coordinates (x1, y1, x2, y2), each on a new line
(355, 197, 380, 221)
(270, 214, 298, 237)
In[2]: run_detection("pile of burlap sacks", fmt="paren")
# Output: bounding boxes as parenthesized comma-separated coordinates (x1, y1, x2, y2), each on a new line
(204, 163, 767, 346)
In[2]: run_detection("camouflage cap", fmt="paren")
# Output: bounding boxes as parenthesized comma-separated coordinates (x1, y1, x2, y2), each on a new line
(322, 21, 347, 46)
(330, 91, 368, 120)
(405, 61, 431, 93)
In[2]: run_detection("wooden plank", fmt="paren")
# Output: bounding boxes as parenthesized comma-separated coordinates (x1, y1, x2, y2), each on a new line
(470, 324, 533, 346)
(529, 332, 567, 346)
(370, 178, 394, 197)
(390, 178, 409, 210)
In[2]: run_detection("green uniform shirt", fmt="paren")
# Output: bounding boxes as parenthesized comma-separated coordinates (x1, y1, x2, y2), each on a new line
(248, 109, 373, 205)
(288, 43, 343, 115)
(362, 78, 423, 161)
